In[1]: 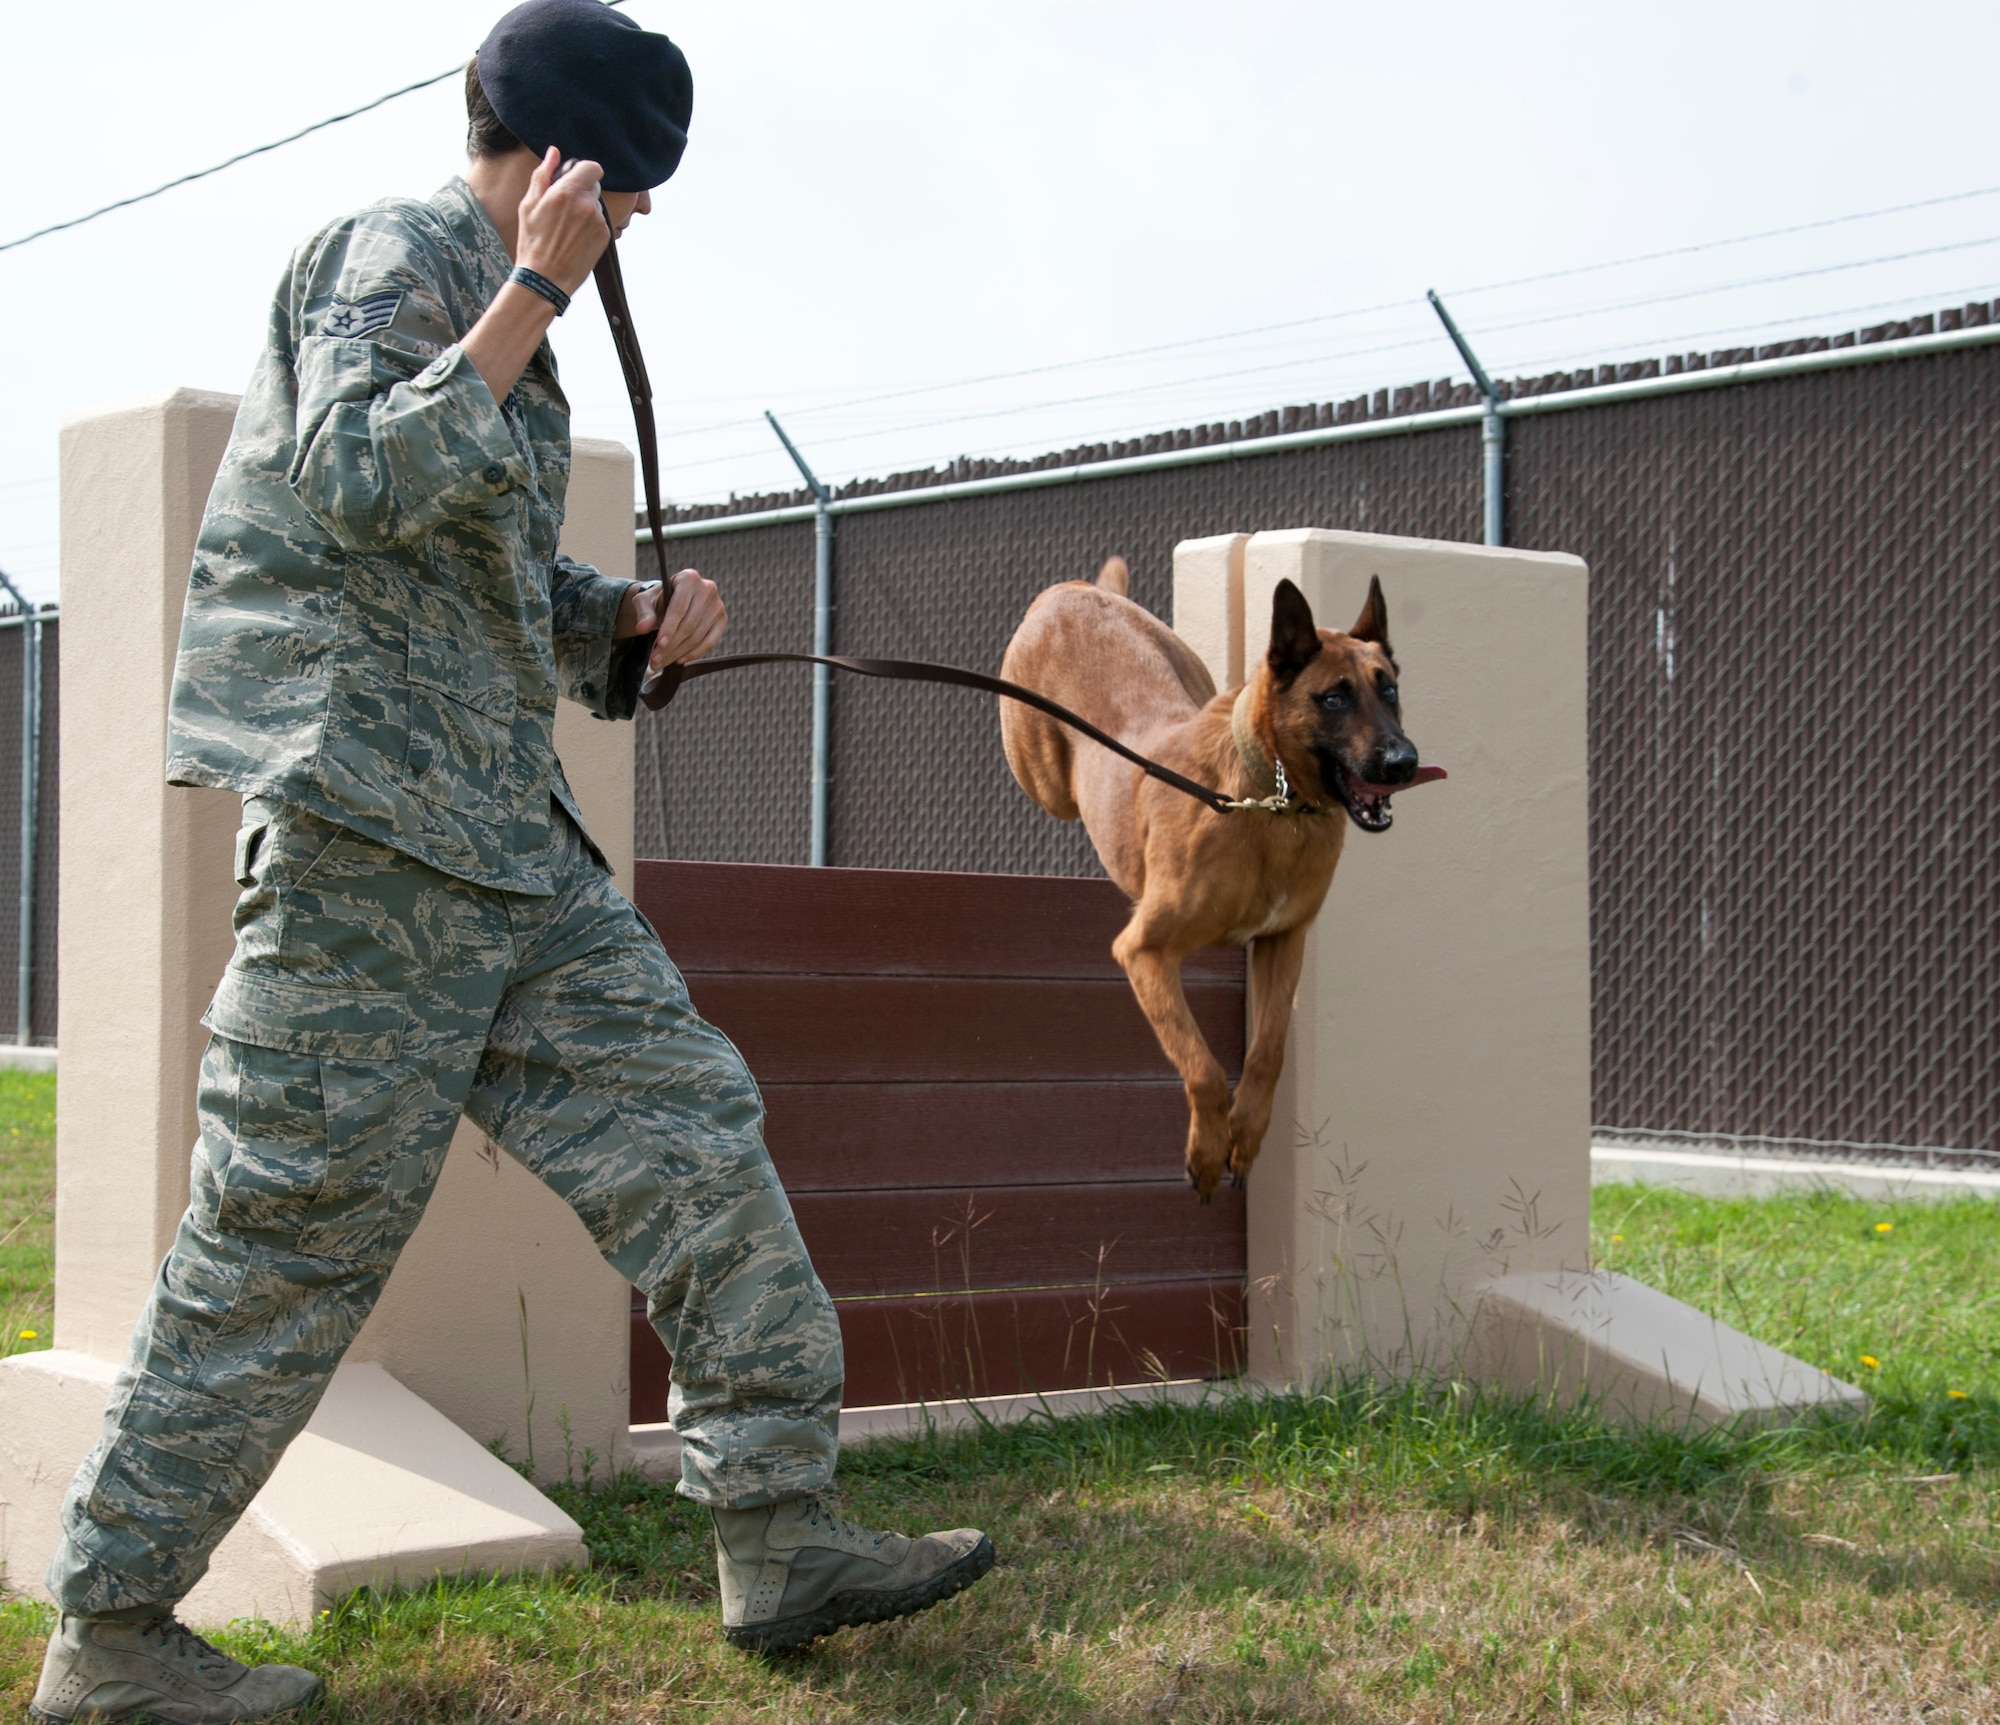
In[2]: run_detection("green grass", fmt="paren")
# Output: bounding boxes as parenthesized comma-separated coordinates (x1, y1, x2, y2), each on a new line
(1597, 1182, 2000, 1470)
(4, 1110, 2000, 1720)
(0, 1068, 54, 1361)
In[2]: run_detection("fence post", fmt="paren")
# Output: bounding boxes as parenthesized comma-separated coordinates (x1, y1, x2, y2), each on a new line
(765, 412, 835, 865)
(0, 568, 40, 1045)
(1427, 290, 1506, 547)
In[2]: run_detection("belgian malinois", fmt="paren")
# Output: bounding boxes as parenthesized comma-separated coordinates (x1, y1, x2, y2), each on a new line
(1000, 559, 1441, 1198)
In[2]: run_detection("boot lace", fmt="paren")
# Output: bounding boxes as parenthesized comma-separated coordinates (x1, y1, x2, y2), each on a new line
(801, 1497, 888, 1551)
(136, 1617, 238, 1681)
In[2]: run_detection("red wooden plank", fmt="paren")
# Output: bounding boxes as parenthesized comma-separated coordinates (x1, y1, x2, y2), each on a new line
(632, 1294, 670, 1425)
(835, 1281, 1246, 1407)
(687, 974, 1244, 1084)
(760, 1082, 1198, 1191)
(637, 859, 1245, 983)
(789, 1182, 1245, 1298)
(629, 1280, 1246, 1423)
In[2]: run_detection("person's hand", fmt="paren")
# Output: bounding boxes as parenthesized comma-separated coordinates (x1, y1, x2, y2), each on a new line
(515, 147, 612, 295)
(617, 570, 727, 671)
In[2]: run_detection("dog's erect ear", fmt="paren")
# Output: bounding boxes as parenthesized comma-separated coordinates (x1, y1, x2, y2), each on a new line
(1096, 556, 1130, 597)
(1266, 579, 1321, 681)
(1350, 575, 1392, 652)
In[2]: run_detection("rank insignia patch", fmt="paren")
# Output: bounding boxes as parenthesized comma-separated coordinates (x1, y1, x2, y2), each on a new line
(320, 290, 403, 340)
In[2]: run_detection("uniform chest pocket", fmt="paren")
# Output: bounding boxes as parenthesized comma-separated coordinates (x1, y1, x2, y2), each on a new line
(404, 621, 520, 823)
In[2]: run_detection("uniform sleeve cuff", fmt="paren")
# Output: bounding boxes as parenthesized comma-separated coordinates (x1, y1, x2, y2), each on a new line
(554, 571, 637, 717)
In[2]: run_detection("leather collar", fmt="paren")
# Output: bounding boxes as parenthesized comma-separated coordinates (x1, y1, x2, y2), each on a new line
(1230, 686, 1318, 813)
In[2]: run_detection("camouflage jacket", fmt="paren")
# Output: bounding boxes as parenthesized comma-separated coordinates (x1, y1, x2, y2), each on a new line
(165, 177, 646, 893)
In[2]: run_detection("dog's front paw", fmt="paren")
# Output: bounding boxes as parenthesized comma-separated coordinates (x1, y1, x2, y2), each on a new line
(1185, 1152, 1227, 1203)
(1225, 1110, 1268, 1188)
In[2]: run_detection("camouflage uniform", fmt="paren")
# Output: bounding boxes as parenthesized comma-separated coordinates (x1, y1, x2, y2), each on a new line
(48, 179, 842, 1619)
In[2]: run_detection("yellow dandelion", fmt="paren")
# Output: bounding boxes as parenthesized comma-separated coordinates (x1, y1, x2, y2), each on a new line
(1949, 1390, 1969, 1400)
(1611, 1234, 1625, 1244)
(1860, 1355, 1880, 1370)
(1874, 1222, 1894, 1234)
(17, 1329, 37, 1340)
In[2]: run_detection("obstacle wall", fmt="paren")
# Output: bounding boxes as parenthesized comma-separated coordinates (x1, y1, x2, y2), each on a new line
(627, 862, 1247, 1417)
(635, 329, 2000, 1167)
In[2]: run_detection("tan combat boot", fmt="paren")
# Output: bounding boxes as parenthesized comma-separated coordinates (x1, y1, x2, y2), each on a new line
(713, 1496, 994, 1652)
(30, 1614, 321, 1722)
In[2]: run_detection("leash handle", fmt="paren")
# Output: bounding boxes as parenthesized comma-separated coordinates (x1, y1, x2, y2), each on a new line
(593, 231, 672, 590)
(647, 650, 1242, 817)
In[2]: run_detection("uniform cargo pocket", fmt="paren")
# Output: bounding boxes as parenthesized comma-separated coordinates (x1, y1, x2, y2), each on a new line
(404, 620, 519, 822)
(296, 1055, 434, 1262)
(201, 968, 404, 1238)
(84, 1372, 249, 1533)
(199, 972, 416, 1259)
(204, 970, 407, 1060)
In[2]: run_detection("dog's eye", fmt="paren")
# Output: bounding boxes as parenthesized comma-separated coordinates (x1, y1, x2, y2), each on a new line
(1317, 683, 1352, 711)
(1380, 682, 1400, 710)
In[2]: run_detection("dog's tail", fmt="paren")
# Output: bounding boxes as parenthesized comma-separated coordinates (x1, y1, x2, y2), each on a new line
(1095, 556, 1129, 597)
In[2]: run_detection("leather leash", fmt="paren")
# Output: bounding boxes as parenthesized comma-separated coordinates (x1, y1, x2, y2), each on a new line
(592, 232, 672, 591)
(651, 650, 1261, 818)
(594, 231, 1291, 821)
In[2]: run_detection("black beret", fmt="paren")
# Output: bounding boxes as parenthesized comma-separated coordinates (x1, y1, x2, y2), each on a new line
(477, 0, 693, 193)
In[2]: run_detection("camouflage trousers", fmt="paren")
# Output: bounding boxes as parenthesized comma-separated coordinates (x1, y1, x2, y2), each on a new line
(49, 797, 843, 1618)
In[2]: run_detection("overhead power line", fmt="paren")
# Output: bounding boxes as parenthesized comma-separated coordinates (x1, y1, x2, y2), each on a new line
(0, 27, 1991, 282)
(0, 69, 462, 257)
(657, 263, 2000, 493)
(1453, 184, 2000, 298)
(0, 2, 633, 257)
(637, 232, 2000, 474)
(614, 189, 2000, 449)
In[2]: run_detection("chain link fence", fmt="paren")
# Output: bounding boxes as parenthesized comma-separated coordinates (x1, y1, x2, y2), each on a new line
(633, 315, 2000, 1166)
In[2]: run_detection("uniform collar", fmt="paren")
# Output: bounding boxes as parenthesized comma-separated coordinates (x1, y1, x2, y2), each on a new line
(429, 177, 515, 310)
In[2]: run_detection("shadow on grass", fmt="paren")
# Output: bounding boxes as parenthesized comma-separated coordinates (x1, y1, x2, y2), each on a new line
(558, 1373, 2000, 1613)
(12, 1378, 1992, 1722)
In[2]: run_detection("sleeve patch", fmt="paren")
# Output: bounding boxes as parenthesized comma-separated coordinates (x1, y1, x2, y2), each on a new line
(320, 290, 405, 340)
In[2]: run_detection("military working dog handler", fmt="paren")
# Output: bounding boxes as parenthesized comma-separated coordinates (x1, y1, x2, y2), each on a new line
(32, 3, 993, 1717)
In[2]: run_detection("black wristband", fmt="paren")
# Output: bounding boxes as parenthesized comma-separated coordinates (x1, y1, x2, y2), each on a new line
(508, 265, 571, 317)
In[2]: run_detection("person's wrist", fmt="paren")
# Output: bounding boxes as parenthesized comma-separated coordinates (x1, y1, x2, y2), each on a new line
(515, 248, 589, 297)
(508, 265, 571, 317)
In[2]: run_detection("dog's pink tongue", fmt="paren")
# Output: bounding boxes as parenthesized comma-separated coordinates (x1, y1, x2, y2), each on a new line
(1367, 765, 1448, 796)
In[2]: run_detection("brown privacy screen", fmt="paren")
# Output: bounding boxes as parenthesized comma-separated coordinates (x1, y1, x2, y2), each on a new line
(0, 613, 58, 1045)
(634, 319, 2000, 1166)
(627, 862, 1246, 1418)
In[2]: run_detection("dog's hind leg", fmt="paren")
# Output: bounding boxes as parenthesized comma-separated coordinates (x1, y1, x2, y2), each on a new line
(1228, 926, 1310, 1185)
(1112, 918, 1232, 1200)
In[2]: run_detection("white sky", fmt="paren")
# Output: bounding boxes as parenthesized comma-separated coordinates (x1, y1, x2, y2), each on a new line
(3, 0, 1998, 602)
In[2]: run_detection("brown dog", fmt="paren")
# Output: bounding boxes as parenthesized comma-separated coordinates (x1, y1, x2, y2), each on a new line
(1000, 558, 1440, 1198)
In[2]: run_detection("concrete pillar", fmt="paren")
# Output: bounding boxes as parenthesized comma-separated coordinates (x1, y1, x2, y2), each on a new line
(1174, 528, 1592, 1383)
(1169, 533, 1246, 693)
(1, 394, 646, 1626)
(1171, 527, 1863, 1427)
(53, 389, 242, 1361)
